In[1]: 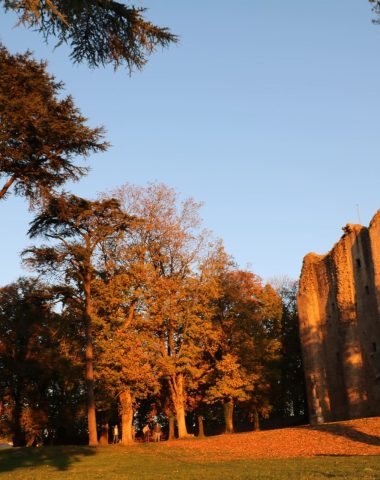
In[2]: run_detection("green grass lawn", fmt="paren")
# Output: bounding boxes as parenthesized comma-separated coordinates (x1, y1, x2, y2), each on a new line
(0, 445, 379, 480)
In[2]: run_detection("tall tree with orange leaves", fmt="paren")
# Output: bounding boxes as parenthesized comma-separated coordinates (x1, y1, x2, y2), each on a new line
(112, 183, 219, 438)
(92, 265, 161, 444)
(209, 269, 283, 433)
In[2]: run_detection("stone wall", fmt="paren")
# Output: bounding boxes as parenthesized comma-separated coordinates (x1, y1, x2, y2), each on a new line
(297, 211, 380, 424)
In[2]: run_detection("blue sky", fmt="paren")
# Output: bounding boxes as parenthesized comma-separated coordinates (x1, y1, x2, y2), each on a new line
(1, 1, 380, 285)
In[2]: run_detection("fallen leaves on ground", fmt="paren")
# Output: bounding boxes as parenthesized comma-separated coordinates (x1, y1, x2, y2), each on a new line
(157, 417, 380, 462)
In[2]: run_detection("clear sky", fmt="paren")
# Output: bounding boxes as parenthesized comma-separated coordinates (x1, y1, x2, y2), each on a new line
(1, 1, 380, 285)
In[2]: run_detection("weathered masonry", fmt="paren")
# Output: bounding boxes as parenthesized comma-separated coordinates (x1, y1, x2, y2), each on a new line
(297, 211, 380, 424)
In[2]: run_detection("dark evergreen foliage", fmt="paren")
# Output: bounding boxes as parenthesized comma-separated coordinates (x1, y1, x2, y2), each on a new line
(0, 46, 107, 205)
(23, 193, 132, 446)
(370, 0, 380, 22)
(0, 278, 84, 446)
(271, 280, 307, 423)
(2, 0, 177, 70)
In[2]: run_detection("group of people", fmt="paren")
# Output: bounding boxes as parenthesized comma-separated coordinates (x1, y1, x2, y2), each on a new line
(112, 422, 162, 443)
(142, 422, 162, 442)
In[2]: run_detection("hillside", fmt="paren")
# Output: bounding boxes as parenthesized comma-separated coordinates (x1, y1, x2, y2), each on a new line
(0, 418, 380, 479)
(163, 417, 380, 460)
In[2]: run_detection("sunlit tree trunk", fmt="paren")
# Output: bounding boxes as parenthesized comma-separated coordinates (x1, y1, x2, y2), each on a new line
(197, 415, 205, 438)
(163, 398, 176, 440)
(120, 388, 134, 444)
(168, 413, 176, 440)
(252, 406, 260, 431)
(84, 271, 98, 446)
(174, 402, 188, 439)
(170, 373, 189, 438)
(224, 399, 234, 434)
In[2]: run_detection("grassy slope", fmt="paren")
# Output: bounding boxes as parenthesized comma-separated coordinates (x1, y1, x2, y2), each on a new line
(1, 417, 380, 480)
(0, 445, 379, 479)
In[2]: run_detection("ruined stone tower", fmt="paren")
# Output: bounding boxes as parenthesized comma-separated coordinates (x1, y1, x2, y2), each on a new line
(297, 210, 380, 424)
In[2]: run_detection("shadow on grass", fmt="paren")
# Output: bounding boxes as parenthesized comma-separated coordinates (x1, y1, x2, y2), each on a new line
(304, 423, 380, 447)
(0, 446, 96, 472)
(315, 453, 379, 457)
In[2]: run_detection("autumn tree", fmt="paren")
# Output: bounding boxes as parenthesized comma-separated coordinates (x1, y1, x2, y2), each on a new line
(113, 183, 218, 439)
(181, 243, 231, 437)
(210, 269, 282, 433)
(206, 353, 256, 434)
(0, 46, 107, 205)
(2, 0, 177, 70)
(23, 194, 131, 446)
(93, 269, 160, 445)
(147, 273, 218, 438)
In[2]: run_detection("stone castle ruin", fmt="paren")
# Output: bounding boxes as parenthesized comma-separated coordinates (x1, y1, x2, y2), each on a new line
(297, 210, 380, 424)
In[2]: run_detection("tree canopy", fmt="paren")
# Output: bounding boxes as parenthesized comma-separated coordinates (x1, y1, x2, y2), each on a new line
(370, 0, 380, 21)
(0, 278, 91, 446)
(111, 183, 218, 439)
(207, 268, 282, 433)
(0, 46, 107, 205)
(0, 184, 308, 445)
(24, 193, 132, 446)
(2, 0, 177, 70)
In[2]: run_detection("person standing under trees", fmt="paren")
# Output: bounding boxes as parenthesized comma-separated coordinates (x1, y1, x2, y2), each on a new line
(153, 423, 162, 442)
(113, 424, 119, 444)
(142, 424, 151, 442)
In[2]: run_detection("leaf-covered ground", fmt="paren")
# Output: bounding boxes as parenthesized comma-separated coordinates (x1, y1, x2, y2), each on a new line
(163, 416, 380, 460)
(0, 417, 379, 479)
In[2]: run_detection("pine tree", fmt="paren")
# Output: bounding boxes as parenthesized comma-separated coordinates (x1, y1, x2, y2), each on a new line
(23, 194, 131, 446)
(2, 0, 177, 70)
(0, 46, 107, 206)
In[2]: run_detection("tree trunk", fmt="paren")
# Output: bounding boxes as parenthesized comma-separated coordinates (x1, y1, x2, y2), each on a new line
(26, 434, 36, 447)
(120, 388, 134, 444)
(99, 416, 109, 445)
(168, 414, 176, 440)
(12, 398, 25, 447)
(84, 276, 98, 446)
(252, 407, 260, 431)
(197, 415, 205, 438)
(12, 381, 26, 447)
(175, 402, 188, 438)
(170, 374, 189, 438)
(224, 399, 234, 434)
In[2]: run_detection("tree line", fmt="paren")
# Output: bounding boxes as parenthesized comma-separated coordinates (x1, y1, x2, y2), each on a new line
(0, 1, 314, 447)
(0, 47, 306, 443)
(0, 184, 306, 446)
